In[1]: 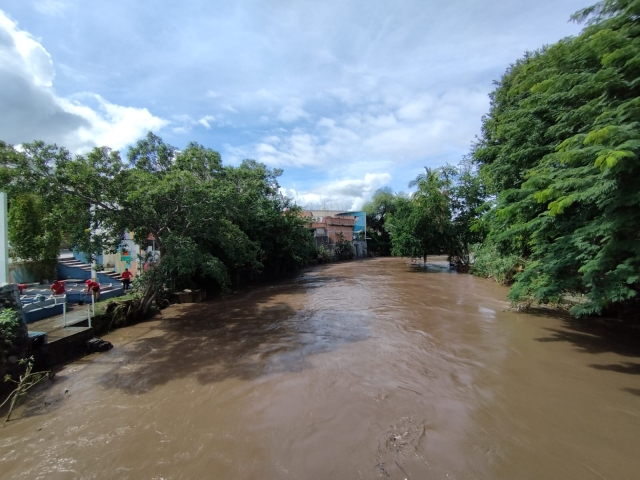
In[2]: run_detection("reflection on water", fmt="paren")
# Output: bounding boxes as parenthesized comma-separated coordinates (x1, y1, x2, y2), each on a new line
(1, 257, 640, 479)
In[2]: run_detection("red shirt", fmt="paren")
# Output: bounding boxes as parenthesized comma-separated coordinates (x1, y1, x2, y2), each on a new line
(51, 281, 66, 295)
(18, 283, 27, 294)
(121, 271, 133, 280)
(86, 280, 100, 292)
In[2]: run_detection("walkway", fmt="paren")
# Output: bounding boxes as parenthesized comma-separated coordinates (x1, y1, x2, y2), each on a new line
(28, 303, 95, 343)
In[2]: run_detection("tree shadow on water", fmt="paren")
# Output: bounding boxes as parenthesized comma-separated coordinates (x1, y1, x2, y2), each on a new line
(95, 288, 370, 396)
(589, 362, 640, 375)
(535, 317, 640, 395)
(535, 318, 640, 358)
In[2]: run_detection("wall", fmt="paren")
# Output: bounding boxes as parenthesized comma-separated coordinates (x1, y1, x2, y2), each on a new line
(352, 239, 368, 258)
(10, 262, 39, 283)
(73, 231, 148, 277)
(337, 211, 366, 235)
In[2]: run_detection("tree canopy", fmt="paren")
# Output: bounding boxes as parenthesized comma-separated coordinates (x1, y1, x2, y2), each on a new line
(371, 164, 485, 266)
(473, 0, 640, 317)
(0, 133, 315, 316)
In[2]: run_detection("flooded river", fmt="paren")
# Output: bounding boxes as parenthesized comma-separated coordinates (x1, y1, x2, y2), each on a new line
(1, 257, 640, 479)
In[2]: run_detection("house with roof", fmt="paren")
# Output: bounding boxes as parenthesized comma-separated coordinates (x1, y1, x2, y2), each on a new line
(303, 210, 368, 258)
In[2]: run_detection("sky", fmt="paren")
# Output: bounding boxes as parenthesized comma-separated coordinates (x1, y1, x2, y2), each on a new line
(0, 0, 589, 210)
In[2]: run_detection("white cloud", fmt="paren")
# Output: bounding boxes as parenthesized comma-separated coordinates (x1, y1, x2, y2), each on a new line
(0, 10, 167, 152)
(33, 0, 71, 17)
(58, 93, 167, 151)
(277, 99, 310, 123)
(281, 172, 392, 210)
(0, 11, 54, 87)
(198, 115, 215, 129)
(225, 86, 487, 181)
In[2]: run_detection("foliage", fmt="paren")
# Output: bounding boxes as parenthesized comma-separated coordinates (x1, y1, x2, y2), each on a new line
(0, 309, 21, 378)
(362, 188, 400, 256)
(470, 242, 525, 285)
(387, 168, 454, 263)
(7, 193, 61, 280)
(1, 357, 49, 423)
(0, 133, 315, 317)
(445, 159, 488, 269)
(3, 141, 63, 279)
(473, 0, 640, 317)
(333, 233, 355, 260)
(317, 245, 331, 263)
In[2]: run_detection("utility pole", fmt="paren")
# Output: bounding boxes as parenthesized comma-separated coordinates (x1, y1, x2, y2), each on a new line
(0, 192, 8, 283)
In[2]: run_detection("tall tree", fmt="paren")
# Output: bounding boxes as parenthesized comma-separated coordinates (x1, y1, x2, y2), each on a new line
(0, 134, 314, 318)
(387, 168, 453, 263)
(447, 159, 488, 270)
(473, 0, 640, 317)
(362, 187, 399, 256)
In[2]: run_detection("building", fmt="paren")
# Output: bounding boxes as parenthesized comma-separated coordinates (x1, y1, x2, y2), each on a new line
(303, 210, 368, 258)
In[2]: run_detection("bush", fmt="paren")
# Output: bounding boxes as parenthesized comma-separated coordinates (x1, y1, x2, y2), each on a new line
(317, 245, 331, 263)
(470, 242, 524, 285)
(1, 309, 22, 379)
(333, 234, 355, 260)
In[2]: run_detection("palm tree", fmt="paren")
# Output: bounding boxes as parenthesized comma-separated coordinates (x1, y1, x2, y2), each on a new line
(408, 166, 439, 190)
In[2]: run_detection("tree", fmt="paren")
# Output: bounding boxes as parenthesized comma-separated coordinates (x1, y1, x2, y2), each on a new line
(333, 233, 355, 260)
(386, 168, 453, 264)
(473, 0, 640, 317)
(7, 193, 61, 280)
(447, 159, 488, 270)
(0, 133, 314, 318)
(362, 187, 399, 256)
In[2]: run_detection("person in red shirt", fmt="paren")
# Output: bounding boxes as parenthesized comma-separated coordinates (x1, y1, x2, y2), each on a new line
(18, 283, 27, 295)
(85, 279, 100, 301)
(121, 268, 133, 291)
(50, 280, 66, 295)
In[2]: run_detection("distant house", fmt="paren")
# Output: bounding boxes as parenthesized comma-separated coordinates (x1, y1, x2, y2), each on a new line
(100, 232, 159, 276)
(303, 210, 368, 258)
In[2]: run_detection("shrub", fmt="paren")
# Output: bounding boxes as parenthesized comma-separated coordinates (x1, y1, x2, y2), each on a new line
(0, 309, 22, 379)
(317, 245, 331, 263)
(471, 242, 525, 285)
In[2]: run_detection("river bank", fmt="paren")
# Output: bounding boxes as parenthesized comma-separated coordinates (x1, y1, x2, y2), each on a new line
(1, 257, 639, 479)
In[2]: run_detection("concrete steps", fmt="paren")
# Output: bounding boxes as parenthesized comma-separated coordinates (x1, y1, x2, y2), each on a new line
(58, 258, 123, 283)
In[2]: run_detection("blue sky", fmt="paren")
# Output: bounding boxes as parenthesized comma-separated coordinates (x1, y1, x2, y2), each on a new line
(0, 0, 588, 209)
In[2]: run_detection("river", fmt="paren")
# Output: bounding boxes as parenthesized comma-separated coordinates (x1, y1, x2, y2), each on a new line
(1, 257, 639, 479)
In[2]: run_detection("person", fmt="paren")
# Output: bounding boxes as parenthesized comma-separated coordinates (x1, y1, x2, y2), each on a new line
(50, 280, 66, 295)
(85, 279, 100, 302)
(17, 283, 27, 295)
(121, 268, 133, 291)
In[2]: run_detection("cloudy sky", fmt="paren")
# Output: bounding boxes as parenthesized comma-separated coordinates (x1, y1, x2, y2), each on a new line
(0, 0, 588, 209)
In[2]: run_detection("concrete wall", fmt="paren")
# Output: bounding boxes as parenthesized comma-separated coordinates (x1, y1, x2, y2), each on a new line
(8, 260, 57, 283)
(353, 239, 368, 258)
(102, 231, 142, 275)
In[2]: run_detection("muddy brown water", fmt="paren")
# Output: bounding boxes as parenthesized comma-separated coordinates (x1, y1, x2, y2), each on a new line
(1, 257, 640, 479)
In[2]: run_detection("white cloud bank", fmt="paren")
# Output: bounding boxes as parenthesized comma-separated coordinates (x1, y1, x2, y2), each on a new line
(226, 87, 487, 177)
(0, 10, 167, 152)
(281, 172, 392, 211)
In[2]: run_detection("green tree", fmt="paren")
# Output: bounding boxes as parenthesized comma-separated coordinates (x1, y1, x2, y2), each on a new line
(473, 0, 640, 317)
(0, 133, 314, 318)
(446, 159, 487, 270)
(362, 187, 399, 256)
(7, 193, 61, 279)
(387, 168, 453, 263)
(333, 233, 355, 260)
